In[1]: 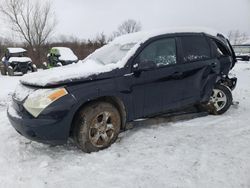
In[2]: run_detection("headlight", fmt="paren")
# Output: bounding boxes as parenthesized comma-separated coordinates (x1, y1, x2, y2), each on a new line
(23, 88, 68, 118)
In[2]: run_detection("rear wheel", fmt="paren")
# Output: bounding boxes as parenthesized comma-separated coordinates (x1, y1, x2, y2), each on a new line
(73, 102, 121, 153)
(204, 84, 233, 115)
(7, 66, 14, 76)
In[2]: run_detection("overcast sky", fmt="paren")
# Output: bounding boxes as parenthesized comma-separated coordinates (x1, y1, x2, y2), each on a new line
(1, 0, 250, 40)
(51, 0, 250, 40)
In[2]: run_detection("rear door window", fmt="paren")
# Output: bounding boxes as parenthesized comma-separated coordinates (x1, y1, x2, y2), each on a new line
(181, 35, 211, 63)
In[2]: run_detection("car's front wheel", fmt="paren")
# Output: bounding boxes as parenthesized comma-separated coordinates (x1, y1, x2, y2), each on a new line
(73, 102, 121, 153)
(205, 84, 233, 115)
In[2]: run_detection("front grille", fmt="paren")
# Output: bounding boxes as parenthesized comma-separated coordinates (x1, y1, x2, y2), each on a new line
(18, 62, 29, 69)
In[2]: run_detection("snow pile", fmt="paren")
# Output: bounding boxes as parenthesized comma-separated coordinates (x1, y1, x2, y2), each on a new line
(0, 61, 249, 187)
(8, 57, 32, 63)
(54, 47, 78, 61)
(0, 75, 20, 106)
(7, 48, 26, 54)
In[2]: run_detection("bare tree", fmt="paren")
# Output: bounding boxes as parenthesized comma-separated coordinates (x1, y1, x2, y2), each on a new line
(93, 32, 107, 46)
(117, 19, 142, 35)
(228, 30, 249, 45)
(110, 19, 142, 40)
(0, 0, 57, 65)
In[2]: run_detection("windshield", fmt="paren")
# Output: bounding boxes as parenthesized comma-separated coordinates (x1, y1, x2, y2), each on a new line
(233, 46, 250, 54)
(87, 42, 136, 65)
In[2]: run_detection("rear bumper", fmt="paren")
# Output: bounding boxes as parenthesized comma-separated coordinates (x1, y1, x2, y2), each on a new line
(227, 77, 237, 91)
(220, 76, 237, 91)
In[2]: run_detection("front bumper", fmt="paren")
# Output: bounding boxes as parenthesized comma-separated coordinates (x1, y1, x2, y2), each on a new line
(7, 95, 77, 145)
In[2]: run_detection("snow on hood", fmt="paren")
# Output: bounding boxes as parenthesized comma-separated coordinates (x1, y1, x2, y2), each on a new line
(20, 59, 120, 86)
(54, 47, 78, 61)
(9, 57, 32, 63)
(7, 48, 26, 54)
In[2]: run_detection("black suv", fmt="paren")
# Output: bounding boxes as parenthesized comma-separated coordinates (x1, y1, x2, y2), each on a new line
(8, 30, 237, 152)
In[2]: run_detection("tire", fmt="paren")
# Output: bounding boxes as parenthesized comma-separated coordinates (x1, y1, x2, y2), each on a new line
(0, 66, 7, 75)
(42, 62, 49, 69)
(56, 62, 62, 67)
(73, 102, 121, 153)
(7, 66, 14, 76)
(31, 64, 37, 72)
(205, 84, 233, 115)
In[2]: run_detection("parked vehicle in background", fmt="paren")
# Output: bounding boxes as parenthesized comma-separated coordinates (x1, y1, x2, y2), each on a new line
(43, 47, 78, 69)
(0, 48, 37, 76)
(8, 29, 237, 153)
(233, 44, 250, 61)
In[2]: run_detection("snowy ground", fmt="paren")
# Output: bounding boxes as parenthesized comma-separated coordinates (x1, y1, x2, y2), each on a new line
(0, 62, 250, 188)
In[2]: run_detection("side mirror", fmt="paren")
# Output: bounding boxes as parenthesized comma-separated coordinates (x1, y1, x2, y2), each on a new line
(135, 60, 156, 71)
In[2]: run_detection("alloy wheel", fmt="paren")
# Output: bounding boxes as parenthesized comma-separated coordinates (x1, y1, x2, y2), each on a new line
(89, 111, 118, 148)
(210, 89, 227, 112)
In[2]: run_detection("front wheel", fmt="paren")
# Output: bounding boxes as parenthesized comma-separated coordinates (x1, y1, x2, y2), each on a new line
(7, 66, 14, 76)
(31, 64, 37, 72)
(73, 102, 121, 153)
(205, 84, 233, 115)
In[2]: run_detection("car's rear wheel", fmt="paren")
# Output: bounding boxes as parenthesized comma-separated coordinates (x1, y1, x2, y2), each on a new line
(7, 66, 14, 76)
(205, 84, 233, 115)
(73, 102, 121, 153)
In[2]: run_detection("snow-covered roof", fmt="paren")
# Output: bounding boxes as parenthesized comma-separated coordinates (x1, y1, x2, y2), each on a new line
(9, 57, 31, 63)
(7, 48, 26, 54)
(52, 47, 78, 61)
(112, 27, 221, 45)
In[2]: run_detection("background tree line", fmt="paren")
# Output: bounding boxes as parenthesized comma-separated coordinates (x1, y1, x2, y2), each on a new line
(0, 0, 248, 67)
(0, 0, 141, 66)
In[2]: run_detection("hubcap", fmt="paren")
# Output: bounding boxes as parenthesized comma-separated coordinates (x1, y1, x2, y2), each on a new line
(210, 89, 227, 111)
(89, 111, 116, 148)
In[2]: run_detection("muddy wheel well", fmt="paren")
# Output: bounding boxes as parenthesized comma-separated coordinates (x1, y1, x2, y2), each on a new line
(70, 96, 127, 136)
